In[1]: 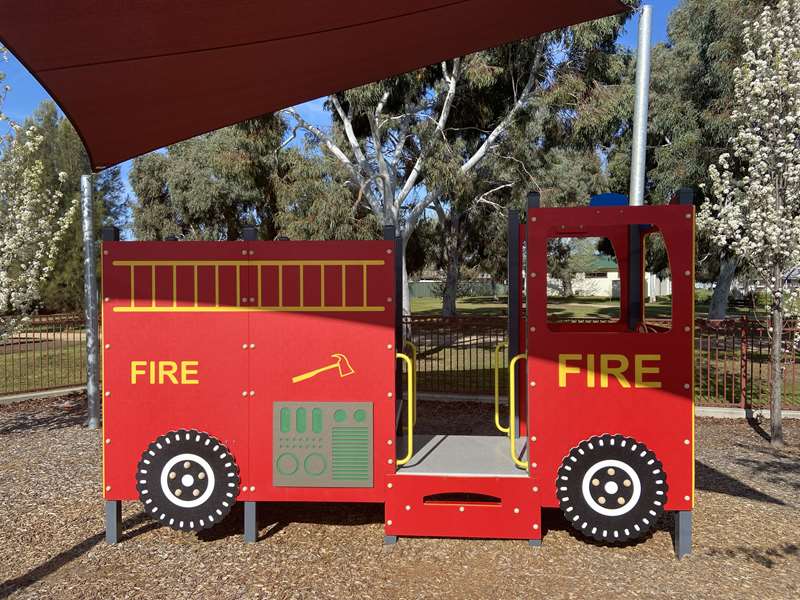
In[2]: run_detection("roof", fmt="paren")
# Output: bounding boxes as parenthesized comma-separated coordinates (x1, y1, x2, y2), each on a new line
(0, 1, 628, 170)
(585, 257, 620, 273)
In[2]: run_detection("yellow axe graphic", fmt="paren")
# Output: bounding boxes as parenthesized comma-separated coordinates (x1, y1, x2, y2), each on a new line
(292, 354, 355, 384)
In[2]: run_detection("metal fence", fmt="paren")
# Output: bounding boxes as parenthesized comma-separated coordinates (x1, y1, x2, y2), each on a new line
(1, 313, 88, 396)
(1, 312, 798, 410)
(406, 315, 800, 409)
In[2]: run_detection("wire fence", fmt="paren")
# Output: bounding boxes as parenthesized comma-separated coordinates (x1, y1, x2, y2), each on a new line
(1, 312, 798, 410)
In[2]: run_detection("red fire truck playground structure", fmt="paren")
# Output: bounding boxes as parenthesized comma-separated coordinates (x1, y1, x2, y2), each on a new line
(100, 191, 696, 558)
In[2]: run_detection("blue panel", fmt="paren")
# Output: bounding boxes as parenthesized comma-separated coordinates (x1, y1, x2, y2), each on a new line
(590, 193, 629, 207)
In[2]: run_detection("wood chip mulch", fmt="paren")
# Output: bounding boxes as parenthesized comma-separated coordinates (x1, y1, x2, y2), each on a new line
(1, 394, 799, 599)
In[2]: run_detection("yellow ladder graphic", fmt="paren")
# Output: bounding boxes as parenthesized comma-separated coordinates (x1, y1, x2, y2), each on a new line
(112, 259, 386, 313)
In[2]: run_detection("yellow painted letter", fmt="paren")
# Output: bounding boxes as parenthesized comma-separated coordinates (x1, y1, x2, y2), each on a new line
(635, 354, 662, 388)
(600, 355, 631, 388)
(131, 361, 147, 384)
(559, 354, 583, 387)
(159, 361, 179, 385)
(181, 361, 200, 385)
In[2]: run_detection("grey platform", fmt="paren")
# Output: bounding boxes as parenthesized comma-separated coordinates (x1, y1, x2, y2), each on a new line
(396, 434, 528, 477)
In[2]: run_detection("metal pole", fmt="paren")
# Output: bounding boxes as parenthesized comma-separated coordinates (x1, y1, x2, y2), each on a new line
(629, 4, 653, 206)
(82, 174, 100, 429)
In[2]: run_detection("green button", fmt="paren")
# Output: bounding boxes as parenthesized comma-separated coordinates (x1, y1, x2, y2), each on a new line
(280, 408, 291, 433)
(296, 407, 307, 433)
(312, 408, 323, 433)
(353, 409, 366, 423)
(334, 409, 347, 422)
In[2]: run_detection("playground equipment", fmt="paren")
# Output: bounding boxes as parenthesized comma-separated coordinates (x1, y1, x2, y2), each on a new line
(101, 191, 695, 557)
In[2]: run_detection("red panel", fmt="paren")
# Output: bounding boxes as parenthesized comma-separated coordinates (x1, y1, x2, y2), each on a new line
(385, 475, 539, 540)
(102, 240, 396, 504)
(247, 241, 396, 503)
(526, 205, 695, 512)
(102, 242, 251, 500)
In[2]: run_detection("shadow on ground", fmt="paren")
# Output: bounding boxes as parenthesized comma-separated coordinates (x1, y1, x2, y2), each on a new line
(0, 513, 156, 599)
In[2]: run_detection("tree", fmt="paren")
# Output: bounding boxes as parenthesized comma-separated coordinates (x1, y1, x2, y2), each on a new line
(16, 101, 127, 312)
(698, 0, 800, 447)
(130, 115, 286, 241)
(0, 91, 76, 334)
(281, 6, 633, 317)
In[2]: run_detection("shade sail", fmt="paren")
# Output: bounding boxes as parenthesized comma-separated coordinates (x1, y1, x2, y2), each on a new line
(0, 0, 627, 171)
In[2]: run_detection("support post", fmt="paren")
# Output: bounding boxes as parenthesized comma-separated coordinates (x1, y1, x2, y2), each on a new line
(384, 225, 403, 435)
(507, 206, 521, 437)
(627, 226, 643, 331)
(82, 174, 100, 429)
(674, 511, 692, 559)
(629, 5, 653, 206)
(528, 539, 542, 548)
(105, 500, 122, 544)
(242, 226, 258, 241)
(383, 535, 398, 545)
(244, 501, 257, 543)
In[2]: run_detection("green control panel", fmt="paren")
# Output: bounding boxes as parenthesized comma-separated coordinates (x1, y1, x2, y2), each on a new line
(272, 402, 373, 488)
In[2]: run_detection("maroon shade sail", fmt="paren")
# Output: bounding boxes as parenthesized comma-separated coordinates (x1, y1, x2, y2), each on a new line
(0, 1, 627, 170)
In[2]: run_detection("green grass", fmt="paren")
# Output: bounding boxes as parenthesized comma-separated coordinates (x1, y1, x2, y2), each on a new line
(412, 295, 769, 320)
(0, 341, 86, 395)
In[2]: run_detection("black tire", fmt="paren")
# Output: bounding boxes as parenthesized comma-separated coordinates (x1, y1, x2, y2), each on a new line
(136, 429, 240, 532)
(556, 434, 668, 544)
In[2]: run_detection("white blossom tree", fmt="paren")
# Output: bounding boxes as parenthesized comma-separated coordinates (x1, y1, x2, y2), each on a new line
(0, 51, 76, 337)
(699, 0, 800, 447)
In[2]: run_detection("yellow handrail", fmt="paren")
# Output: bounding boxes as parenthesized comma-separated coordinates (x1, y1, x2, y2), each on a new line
(509, 354, 529, 470)
(395, 352, 415, 466)
(403, 340, 418, 426)
(494, 341, 510, 434)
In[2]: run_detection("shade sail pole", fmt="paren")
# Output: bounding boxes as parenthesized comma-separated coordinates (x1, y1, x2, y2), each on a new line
(81, 174, 100, 429)
(629, 4, 652, 206)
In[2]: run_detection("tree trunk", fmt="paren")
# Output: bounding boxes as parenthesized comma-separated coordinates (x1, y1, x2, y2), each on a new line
(709, 257, 737, 320)
(440, 211, 461, 317)
(769, 275, 784, 448)
(562, 276, 574, 298)
(401, 234, 412, 319)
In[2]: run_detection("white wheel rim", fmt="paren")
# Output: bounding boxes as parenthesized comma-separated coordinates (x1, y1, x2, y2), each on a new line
(581, 459, 641, 517)
(160, 453, 216, 508)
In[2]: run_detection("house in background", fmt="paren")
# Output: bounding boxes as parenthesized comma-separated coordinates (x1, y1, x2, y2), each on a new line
(548, 256, 672, 299)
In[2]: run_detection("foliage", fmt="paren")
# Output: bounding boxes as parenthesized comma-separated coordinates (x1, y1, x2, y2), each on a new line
(0, 125, 75, 334)
(15, 101, 127, 312)
(131, 115, 286, 241)
(698, 0, 800, 446)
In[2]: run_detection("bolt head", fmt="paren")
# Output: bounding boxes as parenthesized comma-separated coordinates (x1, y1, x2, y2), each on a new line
(684, 495, 691, 502)
(405, 505, 411, 511)
(103, 250, 109, 255)
(533, 486, 539, 493)
(514, 508, 520, 514)
(533, 524, 539, 530)
(531, 436, 537, 442)
(250, 486, 256, 492)
(684, 383, 691, 390)
(105, 391, 111, 397)
(250, 344, 255, 349)
(459, 506, 465, 512)
(241, 250, 247, 256)
(531, 462, 537, 469)
(387, 297, 393, 303)
(387, 483, 393, 489)
(249, 390, 255, 396)
(388, 392, 393, 398)
(104, 344, 111, 349)
(387, 344, 393, 350)
(684, 270, 691, 277)
(530, 272, 537, 278)
(105, 485, 111, 492)
(104, 297, 110, 302)
(249, 297, 255, 303)
(684, 326, 691, 333)
(242, 344, 248, 349)
(242, 391, 248, 397)
(387, 440, 393, 445)
(684, 439, 690, 445)
(105, 438, 111, 444)
(388, 459, 394, 465)
(387, 520, 393, 526)
(530, 381, 536, 387)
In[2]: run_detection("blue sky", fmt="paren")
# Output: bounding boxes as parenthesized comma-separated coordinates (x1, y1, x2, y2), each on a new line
(1, 1, 677, 193)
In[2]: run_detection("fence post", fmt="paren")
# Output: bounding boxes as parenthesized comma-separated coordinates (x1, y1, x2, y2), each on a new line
(740, 318, 748, 410)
